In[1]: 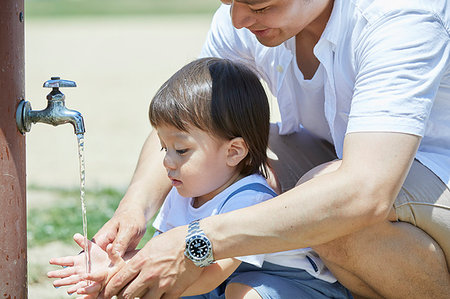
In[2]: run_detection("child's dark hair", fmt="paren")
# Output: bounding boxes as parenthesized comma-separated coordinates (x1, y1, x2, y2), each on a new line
(149, 57, 270, 177)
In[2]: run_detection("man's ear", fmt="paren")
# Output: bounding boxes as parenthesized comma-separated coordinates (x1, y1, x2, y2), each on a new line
(226, 137, 248, 167)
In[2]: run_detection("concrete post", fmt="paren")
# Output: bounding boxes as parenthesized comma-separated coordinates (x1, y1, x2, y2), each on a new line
(0, 0, 27, 297)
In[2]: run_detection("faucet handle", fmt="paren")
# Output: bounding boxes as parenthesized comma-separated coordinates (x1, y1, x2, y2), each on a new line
(43, 77, 77, 88)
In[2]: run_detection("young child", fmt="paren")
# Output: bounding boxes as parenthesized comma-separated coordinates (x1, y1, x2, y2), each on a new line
(48, 57, 351, 298)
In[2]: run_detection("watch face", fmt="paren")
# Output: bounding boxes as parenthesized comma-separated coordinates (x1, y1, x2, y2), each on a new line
(188, 236, 210, 259)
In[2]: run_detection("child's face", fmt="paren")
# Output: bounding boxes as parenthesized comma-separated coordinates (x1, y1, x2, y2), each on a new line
(157, 124, 238, 203)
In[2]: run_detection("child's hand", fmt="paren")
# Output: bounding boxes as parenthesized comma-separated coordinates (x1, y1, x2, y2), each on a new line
(74, 243, 126, 297)
(47, 233, 125, 297)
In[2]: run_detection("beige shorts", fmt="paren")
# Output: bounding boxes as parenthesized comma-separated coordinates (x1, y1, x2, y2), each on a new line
(268, 124, 450, 263)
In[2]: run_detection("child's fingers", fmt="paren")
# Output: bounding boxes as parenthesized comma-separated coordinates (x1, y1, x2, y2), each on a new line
(47, 267, 78, 279)
(52, 275, 83, 287)
(82, 270, 108, 283)
(53, 275, 83, 287)
(73, 233, 89, 250)
(49, 256, 75, 267)
(77, 281, 102, 294)
(67, 280, 88, 295)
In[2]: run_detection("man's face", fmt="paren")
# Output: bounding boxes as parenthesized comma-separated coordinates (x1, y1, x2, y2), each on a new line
(220, 0, 329, 47)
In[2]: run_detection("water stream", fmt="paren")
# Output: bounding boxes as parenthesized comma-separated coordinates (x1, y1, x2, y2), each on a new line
(77, 133, 91, 275)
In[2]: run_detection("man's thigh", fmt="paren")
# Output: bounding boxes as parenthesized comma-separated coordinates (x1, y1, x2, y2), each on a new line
(268, 124, 337, 193)
(314, 221, 450, 298)
(395, 159, 450, 268)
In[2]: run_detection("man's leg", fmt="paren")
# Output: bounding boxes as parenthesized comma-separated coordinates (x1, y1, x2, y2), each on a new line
(267, 124, 337, 193)
(313, 221, 450, 299)
(225, 283, 262, 299)
(301, 160, 450, 298)
(295, 160, 383, 298)
(269, 126, 450, 298)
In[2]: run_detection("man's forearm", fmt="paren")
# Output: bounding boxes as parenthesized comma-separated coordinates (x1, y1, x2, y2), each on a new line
(202, 169, 373, 260)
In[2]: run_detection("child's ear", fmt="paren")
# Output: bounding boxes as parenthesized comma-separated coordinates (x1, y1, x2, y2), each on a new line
(226, 137, 248, 167)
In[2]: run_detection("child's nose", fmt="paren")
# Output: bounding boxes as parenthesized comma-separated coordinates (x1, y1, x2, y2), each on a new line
(163, 153, 176, 170)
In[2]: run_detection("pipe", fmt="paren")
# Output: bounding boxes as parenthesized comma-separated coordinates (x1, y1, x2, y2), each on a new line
(0, 0, 27, 297)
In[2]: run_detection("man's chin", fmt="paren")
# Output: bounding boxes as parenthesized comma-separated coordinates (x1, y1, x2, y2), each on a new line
(255, 36, 285, 47)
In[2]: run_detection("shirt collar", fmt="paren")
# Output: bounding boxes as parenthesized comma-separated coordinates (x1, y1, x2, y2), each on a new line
(281, 0, 345, 52)
(320, 0, 345, 50)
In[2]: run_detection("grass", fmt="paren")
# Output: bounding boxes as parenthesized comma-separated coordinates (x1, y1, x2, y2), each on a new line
(27, 184, 155, 249)
(25, 0, 221, 18)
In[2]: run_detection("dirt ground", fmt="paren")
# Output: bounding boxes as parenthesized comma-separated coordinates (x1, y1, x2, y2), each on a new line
(25, 15, 281, 298)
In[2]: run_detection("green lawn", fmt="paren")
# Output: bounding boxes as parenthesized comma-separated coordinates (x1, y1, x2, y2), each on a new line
(27, 185, 155, 248)
(25, 0, 221, 18)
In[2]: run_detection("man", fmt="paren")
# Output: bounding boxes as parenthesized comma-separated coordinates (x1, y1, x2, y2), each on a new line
(96, 1, 450, 298)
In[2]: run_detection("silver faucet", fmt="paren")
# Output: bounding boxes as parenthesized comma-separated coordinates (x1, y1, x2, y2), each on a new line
(16, 77, 85, 135)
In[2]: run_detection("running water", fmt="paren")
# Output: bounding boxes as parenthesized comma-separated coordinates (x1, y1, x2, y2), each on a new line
(77, 133, 91, 275)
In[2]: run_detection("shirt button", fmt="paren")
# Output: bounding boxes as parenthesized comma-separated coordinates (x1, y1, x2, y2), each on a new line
(276, 65, 284, 73)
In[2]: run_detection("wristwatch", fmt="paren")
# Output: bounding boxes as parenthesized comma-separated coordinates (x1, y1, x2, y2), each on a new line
(184, 220, 215, 267)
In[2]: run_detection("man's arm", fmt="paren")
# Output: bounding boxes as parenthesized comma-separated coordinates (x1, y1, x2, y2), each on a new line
(93, 130, 172, 255)
(205, 132, 420, 257)
(103, 131, 421, 298)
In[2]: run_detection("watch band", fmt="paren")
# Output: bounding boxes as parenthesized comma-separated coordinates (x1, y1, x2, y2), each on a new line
(185, 220, 215, 267)
(186, 219, 202, 239)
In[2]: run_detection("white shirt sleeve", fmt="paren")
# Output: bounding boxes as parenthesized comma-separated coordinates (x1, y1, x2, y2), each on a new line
(348, 11, 450, 136)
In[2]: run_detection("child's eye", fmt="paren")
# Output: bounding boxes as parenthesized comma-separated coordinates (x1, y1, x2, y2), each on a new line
(176, 149, 188, 155)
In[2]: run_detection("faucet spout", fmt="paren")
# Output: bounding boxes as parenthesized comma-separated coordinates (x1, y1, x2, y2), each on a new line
(16, 77, 85, 135)
(27, 102, 85, 135)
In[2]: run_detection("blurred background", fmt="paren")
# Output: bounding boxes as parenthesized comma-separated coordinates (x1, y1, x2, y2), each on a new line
(25, 1, 280, 297)
(26, 1, 218, 297)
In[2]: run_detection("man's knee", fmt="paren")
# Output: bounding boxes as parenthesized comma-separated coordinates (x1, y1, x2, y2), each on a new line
(296, 159, 342, 186)
(268, 124, 337, 192)
(225, 283, 262, 299)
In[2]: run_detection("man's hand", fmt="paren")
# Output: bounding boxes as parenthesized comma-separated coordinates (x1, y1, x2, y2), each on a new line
(93, 202, 147, 256)
(103, 226, 203, 299)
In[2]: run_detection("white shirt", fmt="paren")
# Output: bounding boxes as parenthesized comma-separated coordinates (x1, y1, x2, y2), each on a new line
(200, 0, 450, 187)
(153, 174, 337, 283)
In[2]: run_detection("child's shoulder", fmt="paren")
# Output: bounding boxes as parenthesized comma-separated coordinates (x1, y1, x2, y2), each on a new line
(217, 174, 277, 213)
(227, 174, 276, 199)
